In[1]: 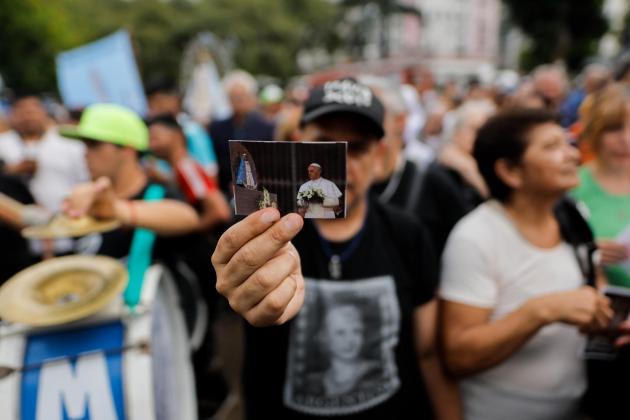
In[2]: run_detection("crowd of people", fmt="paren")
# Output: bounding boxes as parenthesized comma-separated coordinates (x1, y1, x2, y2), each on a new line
(3, 58, 630, 419)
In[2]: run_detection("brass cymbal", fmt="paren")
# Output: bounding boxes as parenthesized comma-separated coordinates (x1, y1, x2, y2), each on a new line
(22, 215, 121, 239)
(0, 255, 128, 326)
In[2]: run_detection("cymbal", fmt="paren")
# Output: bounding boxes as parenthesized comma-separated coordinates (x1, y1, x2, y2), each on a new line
(22, 215, 121, 239)
(0, 255, 128, 326)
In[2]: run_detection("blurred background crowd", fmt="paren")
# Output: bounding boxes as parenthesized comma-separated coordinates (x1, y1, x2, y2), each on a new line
(4, 1, 630, 419)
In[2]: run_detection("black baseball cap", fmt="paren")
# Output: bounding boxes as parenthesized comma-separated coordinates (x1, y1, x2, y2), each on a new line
(301, 78, 385, 139)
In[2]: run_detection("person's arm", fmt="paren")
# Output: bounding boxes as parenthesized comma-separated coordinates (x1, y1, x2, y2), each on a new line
(0, 191, 25, 228)
(440, 286, 612, 377)
(63, 177, 201, 235)
(113, 198, 200, 235)
(211, 208, 305, 326)
(414, 300, 462, 420)
(199, 190, 231, 230)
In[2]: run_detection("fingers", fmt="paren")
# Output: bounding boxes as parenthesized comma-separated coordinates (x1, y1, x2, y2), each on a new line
(617, 319, 630, 334)
(615, 320, 630, 347)
(63, 184, 94, 218)
(615, 334, 630, 347)
(579, 293, 612, 333)
(94, 177, 112, 193)
(227, 245, 300, 313)
(598, 240, 629, 265)
(593, 304, 613, 331)
(212, 208, 281, 267)
(244, 273, 300, 327)
(275, 275, 305, 325)
(215, 212, 303, 293)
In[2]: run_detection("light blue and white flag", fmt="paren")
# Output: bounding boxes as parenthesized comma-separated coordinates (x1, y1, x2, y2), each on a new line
(56, 30, 147, 115)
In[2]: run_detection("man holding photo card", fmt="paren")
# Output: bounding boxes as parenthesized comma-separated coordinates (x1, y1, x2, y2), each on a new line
(212, 78, 458, 419)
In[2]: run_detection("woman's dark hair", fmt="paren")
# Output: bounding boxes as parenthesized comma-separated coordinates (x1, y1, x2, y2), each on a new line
(473, 108, 559, 202)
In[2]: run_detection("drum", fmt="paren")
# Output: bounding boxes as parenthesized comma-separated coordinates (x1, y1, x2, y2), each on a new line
(0, 258, 197, 420)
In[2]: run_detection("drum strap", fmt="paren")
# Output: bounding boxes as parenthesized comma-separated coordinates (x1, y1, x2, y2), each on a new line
(124, 184, 166, 309)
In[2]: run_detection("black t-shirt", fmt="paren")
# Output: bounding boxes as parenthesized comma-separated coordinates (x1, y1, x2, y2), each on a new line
(371, 160, 424, 218)
(0, 174, 38, 283)
(416, 161, 484, 257)
(242, 199, 438, 419)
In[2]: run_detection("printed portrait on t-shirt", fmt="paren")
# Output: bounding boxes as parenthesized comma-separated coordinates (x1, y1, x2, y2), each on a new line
(284, 276, 401, 416)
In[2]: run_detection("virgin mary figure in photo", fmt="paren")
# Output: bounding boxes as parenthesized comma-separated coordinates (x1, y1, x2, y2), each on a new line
(236, 153, 257, 190)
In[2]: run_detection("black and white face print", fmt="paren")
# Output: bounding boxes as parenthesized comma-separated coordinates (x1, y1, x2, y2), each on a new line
(283, 276, 401, 416)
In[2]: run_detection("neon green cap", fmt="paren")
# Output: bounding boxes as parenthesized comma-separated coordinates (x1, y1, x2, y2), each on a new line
(60, 103, 148, 151)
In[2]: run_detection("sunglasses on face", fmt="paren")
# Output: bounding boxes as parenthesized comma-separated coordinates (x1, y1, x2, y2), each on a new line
(312, 136, 374, 156)
(81, 139, 103, 149)
(81, 139, 123, 150)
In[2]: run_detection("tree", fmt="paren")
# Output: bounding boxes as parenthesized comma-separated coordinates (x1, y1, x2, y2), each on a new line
(0, 0, 340, 93)
(502, 0, 607, 72)
(339, 0, 422, 58)
(0, 0, 79, 93)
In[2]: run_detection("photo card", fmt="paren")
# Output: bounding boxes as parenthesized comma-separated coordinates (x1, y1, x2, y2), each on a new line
(230, 140, 347, 219)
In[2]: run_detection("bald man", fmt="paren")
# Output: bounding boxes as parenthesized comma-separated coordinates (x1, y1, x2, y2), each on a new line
(297, 163, 342, 218)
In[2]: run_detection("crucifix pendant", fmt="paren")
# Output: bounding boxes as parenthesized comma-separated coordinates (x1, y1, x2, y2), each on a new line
(329, 255, 342, 280)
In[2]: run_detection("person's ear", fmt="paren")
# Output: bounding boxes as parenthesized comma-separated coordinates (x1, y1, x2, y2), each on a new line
(494, 158, 523, 190)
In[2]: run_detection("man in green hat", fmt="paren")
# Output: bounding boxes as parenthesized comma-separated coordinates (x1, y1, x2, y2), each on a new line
(61, 103, 231, 415)
(60, 103, 200, 238)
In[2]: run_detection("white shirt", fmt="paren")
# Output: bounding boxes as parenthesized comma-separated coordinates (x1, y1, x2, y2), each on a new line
(0, 128, 89, 212)
(439, 201, 586, 420)
(297, 177, 342, 219)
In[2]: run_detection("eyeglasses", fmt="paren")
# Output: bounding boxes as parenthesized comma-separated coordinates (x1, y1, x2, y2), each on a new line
(308, 132, 378, 156)
(347, 139, 376, 156)
(81, 139, 103, 149)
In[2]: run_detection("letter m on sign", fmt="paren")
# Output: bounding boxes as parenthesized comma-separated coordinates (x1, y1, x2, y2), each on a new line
(36, 353, 118, 420)
(20, 322, 126, 420)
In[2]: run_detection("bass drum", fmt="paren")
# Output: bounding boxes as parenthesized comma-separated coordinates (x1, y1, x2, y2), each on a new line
(0, 261, 197, 420)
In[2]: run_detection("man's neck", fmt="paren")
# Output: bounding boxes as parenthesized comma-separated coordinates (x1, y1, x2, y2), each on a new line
(112, 162, 148, 199)
(315, 197, 366, 242)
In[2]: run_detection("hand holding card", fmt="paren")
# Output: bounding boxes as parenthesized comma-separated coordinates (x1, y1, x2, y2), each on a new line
(211, 208, 305, 326)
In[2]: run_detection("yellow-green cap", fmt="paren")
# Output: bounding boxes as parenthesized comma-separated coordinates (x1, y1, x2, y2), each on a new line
(60, 103, 148, 151)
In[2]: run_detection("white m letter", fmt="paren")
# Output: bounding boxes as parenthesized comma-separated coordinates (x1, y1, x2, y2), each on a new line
(36, 352, 118, 420)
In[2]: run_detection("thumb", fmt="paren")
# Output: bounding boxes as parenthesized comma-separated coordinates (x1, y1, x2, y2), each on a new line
(94, 177, 112, 192)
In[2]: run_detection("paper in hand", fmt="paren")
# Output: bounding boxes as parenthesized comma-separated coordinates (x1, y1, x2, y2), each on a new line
(229, 140, 347, 219)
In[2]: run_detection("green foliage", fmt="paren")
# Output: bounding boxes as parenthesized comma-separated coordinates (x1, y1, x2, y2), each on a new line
(502, 0, 607, 72)
(1, 0, 339, 93)
(0, 0, 78, 93)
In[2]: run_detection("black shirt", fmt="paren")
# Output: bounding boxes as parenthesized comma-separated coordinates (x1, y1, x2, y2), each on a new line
(0, 174, 37, 283)
(371, 159, 425, 219)
(242, 199, 438, 419)
(417, 161, 484, 257)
